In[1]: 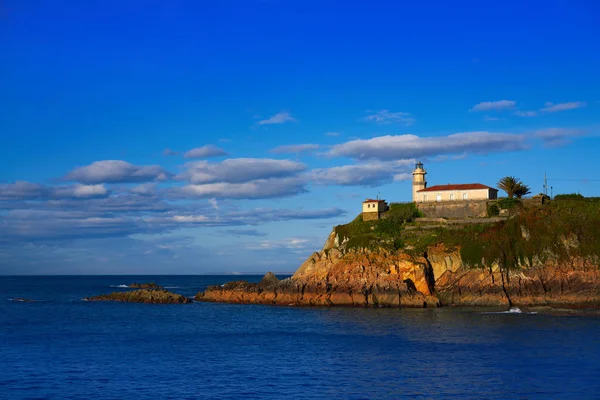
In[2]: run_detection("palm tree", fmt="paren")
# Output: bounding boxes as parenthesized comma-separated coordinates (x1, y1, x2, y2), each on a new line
(514, 183, 531, 199)
(497, 176, 520, 198)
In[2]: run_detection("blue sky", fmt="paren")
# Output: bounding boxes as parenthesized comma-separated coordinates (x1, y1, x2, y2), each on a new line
(1, 0, 599, 274)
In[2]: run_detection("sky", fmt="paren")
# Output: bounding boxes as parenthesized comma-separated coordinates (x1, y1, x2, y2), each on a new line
(1, 0, 599, 275)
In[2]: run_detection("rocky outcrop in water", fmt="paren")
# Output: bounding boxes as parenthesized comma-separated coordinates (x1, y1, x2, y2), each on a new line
(128, 282, 163, 290)
(86, 289, 192, 304)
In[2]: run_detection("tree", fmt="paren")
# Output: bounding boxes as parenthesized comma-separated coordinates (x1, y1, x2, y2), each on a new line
(498, 176, 530, 198)
(514, 183, 531, 199)
(497, 176, 519, 198)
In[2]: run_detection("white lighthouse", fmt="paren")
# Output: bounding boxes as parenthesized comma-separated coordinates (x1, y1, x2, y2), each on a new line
(412, 161, 427, 202)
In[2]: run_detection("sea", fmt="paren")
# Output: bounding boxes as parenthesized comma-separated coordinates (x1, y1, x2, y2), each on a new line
(1, 275, 599, 400)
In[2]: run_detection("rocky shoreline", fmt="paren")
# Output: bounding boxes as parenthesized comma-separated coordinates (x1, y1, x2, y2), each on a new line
(194, 229, 600, 309)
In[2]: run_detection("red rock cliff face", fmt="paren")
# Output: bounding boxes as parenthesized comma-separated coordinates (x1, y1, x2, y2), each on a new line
(197, 231, 439, 308)
(196, 231, 600, 308)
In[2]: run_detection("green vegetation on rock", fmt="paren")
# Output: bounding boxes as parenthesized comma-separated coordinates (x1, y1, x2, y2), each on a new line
(333, 198, 600, 271)
(334, 203, 421, 251)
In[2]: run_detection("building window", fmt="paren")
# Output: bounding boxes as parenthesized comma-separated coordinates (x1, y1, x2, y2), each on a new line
(463, 193, 468, 200)
(436, 194, 442, 202)
(423, 195, 427, 202)
(450, 193, 455, 201)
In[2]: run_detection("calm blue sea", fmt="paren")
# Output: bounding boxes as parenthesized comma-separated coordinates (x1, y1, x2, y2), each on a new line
(1, 275, 599, 400)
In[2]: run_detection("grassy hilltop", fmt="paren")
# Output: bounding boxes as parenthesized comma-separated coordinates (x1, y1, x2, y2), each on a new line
(334, 198, 600, 270)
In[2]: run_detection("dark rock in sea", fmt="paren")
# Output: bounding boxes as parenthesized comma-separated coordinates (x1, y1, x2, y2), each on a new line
(86, 289, 192, 304)
(128, 282, 163, 290)
(258, 272, 279, 289)
(12, 298, 35, 302)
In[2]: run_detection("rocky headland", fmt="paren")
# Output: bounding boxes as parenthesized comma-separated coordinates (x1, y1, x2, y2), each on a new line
(86, 289, 192, 304)
(196, 199, 600, 309)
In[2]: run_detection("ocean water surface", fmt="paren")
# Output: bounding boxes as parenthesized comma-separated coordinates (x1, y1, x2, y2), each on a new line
(1, 275, 599, 399)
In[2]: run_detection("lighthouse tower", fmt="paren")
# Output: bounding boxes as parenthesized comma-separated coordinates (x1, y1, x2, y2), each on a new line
(412, 161, 427, 202)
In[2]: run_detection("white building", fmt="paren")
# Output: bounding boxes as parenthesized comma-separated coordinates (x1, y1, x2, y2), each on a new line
(362, 199, 388, 220)
(412, 162, 498, 203)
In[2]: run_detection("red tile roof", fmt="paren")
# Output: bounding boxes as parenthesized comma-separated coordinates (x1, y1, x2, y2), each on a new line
(417, 183, 497, 193)
(362, 199, 386, 203)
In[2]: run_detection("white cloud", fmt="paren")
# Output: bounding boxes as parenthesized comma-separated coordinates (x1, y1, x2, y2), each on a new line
(515, 111, 537, 117)
(183, 145, 229, 159)
(534, 128, 587, 147)
(393, 173, 411, 182)
(328, 132, 527, 161)
(257, 111, 297, 125)
(129, 183, 157, 196)
(362, 110, 415, 125)
(271, 144, 320, 154)
(0, 181, 46, 200)
(65, 160, 171, 184)
(175, 177, 307, 199)
(247, 238, 312, 252)
(208, 198, 219, 210)
(470, 100, 516, 112)
(71, 184, 108, 198)
(310, 160, 414, 187)
(172, 215, 209, 223)
(540, 101, 587, 113)
(179, 158, 306, 184)
(325, 132, 340, 136)
(0, 182, 110, 200)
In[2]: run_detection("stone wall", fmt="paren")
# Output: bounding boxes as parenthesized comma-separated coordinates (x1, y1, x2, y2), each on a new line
(416, 200, 490, 219)
(362, 212, 380, 221)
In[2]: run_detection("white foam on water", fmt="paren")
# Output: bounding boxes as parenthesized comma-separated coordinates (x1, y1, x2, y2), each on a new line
(110, 285, 129, 288)
(482, 307, 538, 315)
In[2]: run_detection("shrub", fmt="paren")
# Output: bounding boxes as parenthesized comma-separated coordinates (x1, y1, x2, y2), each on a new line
(554, 193, 585, 200)
(487, 204, 500, 217)
(497, 198, 521, 210)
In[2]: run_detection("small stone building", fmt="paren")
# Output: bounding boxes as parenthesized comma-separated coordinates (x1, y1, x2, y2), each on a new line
(362, 199, 388, 220)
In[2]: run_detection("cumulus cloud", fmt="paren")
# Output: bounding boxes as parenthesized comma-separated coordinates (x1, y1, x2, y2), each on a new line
(175, 177, 307, 199)
(534, 128, 587, 147)
(257, 111, 297, 125)
(540, 101, 587, 113)
(470, 100, 516, 112)
(0, 186, 346, 243)
(362, 110, 415, 125)
(0, 182, 109, 200)
(129, 183, 158, 196)
(310, 160, 414, 187)
(0, 181, 46, 200)
(271, 144, 320, 154)
(183, 145, 229, 159)
(328, 132, 527, 161)
(54, 184, 109, 199)
(65, 160, 171, 184)
(179, 158, 306, 184)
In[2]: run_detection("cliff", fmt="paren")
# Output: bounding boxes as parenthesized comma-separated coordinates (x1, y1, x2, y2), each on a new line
(197, 199, 600, 308)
